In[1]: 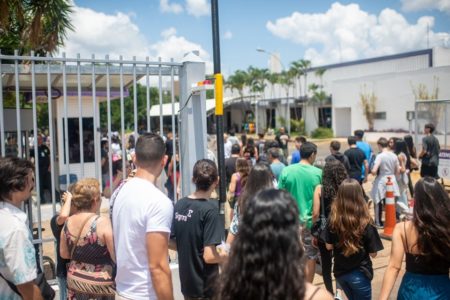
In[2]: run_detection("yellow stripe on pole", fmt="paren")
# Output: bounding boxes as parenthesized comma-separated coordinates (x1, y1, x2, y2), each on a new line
(215, 73, 223, 115)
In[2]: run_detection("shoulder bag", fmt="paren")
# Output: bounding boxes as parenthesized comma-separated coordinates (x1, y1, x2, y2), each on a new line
(311, 192, 327, 243)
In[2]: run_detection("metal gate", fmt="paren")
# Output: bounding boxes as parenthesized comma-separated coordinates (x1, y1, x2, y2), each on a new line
(0, 50, 207, 277)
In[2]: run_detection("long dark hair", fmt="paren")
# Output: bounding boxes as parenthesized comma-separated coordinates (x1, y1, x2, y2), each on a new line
(322, 159, 348, 202)
(394, 139, 411, 170)
(238, 163, 273, 214)
(413, 177, 450, 261)
(404, 135, 417, 158)
(216, 189, 305, 300)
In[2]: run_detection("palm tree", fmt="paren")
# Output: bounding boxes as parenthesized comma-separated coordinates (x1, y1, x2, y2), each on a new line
(226, 70, 248, 100)
(278, 70, 295, 133)
(0, 0, 74, 56)
(289, 61, 304, 98)
(309, 83, 329, 127)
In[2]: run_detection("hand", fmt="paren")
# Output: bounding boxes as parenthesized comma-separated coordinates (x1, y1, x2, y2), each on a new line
(62, 191, 72, 203)
(312, 237, 319, 248)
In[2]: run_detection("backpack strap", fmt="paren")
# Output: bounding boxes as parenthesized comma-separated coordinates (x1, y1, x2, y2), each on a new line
(70, 213, 96, 259)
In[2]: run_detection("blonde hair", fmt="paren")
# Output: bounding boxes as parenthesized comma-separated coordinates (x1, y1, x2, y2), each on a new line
(71, 178, 100, 211)
(329, 179, 372, 256)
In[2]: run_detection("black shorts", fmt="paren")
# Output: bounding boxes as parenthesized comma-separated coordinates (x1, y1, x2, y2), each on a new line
(420, 164, 438, 178)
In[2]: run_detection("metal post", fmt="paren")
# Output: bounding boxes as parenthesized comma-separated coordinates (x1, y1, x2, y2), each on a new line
(62, 53, 70, 186)
(0, 50, 5, 157)
(119, 56, 126, 180)
(414, 100, 418, 147)
(445, 103, 448, 149)
(46, 53, 57, 216)
(106, 55, 113, 192)
(14, 50, 22, 157)
(211, 0, 226, 211)
(255, 96, 259, 135)
(31, 51, 43, 269)
(159, 58, 163, 136)
(133, 56, 138, 139)
(146, 57, 151, 132)
(170, 59, 177, 202)
(92, 54, 100, 179)
(77, 54, 84, 178)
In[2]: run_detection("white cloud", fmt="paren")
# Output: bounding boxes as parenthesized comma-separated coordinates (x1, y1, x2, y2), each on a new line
(160, 0, 184, 14)
(401, 0, 450, 14)
(266, 2, 450, 65)
(223, 30, 233, 40)
(185, 0, 210, 17)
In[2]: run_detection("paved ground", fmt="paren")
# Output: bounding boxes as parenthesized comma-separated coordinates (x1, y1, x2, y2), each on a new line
(37, 137, 407, 300)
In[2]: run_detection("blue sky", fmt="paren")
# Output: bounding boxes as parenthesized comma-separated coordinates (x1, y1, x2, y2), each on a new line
(66, 0, 450, 76)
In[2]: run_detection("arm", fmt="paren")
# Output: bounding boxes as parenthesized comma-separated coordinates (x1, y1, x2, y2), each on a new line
(57, 192, 73, 225)
(203, 245, 226, 264)
(228, 174, 237, 195)
(363, 159, 369, 182)
(146, 232, 174, 300)
(398, 155, 406, 173)
(226, 232, 235, 245)
(325, 243, 333, 251)
(312, 185, 321, 223)
(16, 281, 43, 300)
(379, 223, 405, 300)
(168, 239, 177, 251)
(60, 227, 70, 259)
(371, 161, 380, 176)
(99, 216, 116, 263)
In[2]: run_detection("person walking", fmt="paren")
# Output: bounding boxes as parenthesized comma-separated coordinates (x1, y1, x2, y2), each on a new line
(225, 144, 240, 186)
(419, 123, 440, 178)
(0, 157, 43, 300)
(217, 189, 332, 300)
(112, 133, 174, 300)
(354, 130, 373, 183)
(227, 158, 250, 221)
(379, 177, 450, 300)
(312, 160, 348, 295)
(170, 159, 225, 299)
(291, 136, 307, 164)
(268, 147, 286, 181)
(404, 135, 418, 196)
(325, 179, 384, 300)
(370, 138, 400, 227)
(326, 140, 351, 172)
(29, 134, 52, 203)
(227, 163, 274, 244)
(60, 178, 116, 299)
(278, 142, 322, 283)
(344, 136, 368, 184)
(394, 139, 411, 212)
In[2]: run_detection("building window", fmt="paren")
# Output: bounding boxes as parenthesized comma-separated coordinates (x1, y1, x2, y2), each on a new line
(62, 118, 95, 164)
(374, 112, 386, 120)
(290, 107, 302, 120)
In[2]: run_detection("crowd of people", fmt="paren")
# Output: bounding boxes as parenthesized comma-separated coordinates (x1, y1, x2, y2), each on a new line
(0, 123, 449, 300)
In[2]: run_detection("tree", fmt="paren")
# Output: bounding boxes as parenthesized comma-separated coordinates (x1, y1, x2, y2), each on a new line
(360, 87, 377, 131)
(411, 76, 440, 127)
(226, 70, 248, 100)
(0, 0, 74, 56)
(289, 61, 304, 98)
(308, 83, 329, 127)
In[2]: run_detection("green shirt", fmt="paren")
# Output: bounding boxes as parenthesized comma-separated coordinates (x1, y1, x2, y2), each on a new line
(278, 163, 322, 229)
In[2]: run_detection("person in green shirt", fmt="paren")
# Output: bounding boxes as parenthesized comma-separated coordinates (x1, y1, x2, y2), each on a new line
(278, 141, 322, 283)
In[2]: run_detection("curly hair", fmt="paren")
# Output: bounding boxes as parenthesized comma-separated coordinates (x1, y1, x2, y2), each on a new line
(238, 163, 274, 215)
(0, 157, 34, 201)
(329, 179, 371, 257)
(216, 189, 305, 300)
(322, 159, 348, 201)
(71, 178, 100, 211)
(413, 177, 450, 262)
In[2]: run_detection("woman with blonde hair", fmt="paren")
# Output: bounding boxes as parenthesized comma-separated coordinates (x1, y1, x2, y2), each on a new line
(325, 179, 383, 300)
(60, 178, 116, 299)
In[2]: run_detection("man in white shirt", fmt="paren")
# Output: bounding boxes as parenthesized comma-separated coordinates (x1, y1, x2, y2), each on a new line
(0, 157, 42, 300)
(112, 133, 174, 300)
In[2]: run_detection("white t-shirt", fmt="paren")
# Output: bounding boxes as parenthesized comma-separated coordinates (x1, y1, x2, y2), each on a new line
(112, 177, 173, 300)
(0, 202, 37, 300)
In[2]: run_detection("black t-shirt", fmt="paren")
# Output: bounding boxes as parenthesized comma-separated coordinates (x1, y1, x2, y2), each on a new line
(225, 156, 238, 185)
(325, 224, 383, 277)
(50, 214, 70, 278)
(422, 135, 440, 167)
(30, 145, 51, 172)
(171, 197, 224, 298)
(344, 147, 366, 180)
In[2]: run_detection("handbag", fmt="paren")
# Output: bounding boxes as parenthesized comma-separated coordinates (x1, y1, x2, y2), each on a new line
(311, 192, 327, 243)
(66, 214, 115, 296)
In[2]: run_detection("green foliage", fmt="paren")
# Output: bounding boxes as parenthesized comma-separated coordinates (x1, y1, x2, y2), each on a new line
(99, 84, 172, 131)
(311, 127, 333, 139)
(277, 116, 286, 127)
(290, 118, 305, 135)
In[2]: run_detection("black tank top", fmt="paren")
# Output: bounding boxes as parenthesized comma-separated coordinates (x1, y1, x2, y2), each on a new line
(403, 222, 449, 275)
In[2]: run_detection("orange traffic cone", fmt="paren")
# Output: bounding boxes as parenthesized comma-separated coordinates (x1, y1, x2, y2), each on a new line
(381, 176, 396, 240)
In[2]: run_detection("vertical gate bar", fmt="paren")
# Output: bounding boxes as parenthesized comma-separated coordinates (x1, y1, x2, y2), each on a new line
(445, 103, 448, 149)
(46, 53, 57, 216)
(158, 57, 163, 136)
(106, 55, 113, 191)
(31, 51, 44, 269)
(91, 54, 99, 180)
(63, 53, 70, 187)
(14, 50, 22, 157)
(170, 60, 177, 202)
(77, 53, 84, 178)
(414, 101, 418, 147)
(0, 50, 5, 157)
(133, 56, 138, 141)
(146, 57, 151, 132)
(119, 56, 126, 180)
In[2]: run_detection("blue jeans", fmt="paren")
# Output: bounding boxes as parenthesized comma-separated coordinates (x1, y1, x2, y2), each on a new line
(336, 269, 371, 300)
(57, 276, 67, 300)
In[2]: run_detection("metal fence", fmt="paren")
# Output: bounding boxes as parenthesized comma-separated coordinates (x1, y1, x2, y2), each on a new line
(0, 50, 204, 275)
(414, 99, 450, 149)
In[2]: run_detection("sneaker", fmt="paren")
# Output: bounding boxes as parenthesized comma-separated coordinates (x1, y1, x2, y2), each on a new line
(334, 290, 344, 300)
